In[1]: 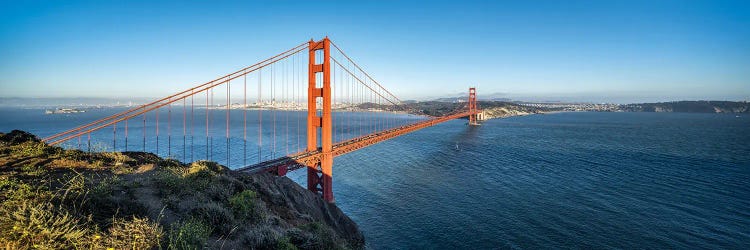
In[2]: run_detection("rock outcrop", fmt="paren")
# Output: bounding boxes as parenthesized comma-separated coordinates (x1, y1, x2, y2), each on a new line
(477, 107, 537, 120)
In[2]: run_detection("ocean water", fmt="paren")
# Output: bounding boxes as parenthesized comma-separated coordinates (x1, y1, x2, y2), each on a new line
(289, 112, 750, 249)
(2, 108, 749, 248)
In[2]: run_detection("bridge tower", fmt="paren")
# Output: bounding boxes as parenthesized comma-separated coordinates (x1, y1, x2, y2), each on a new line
(307, 37, 335, 203)
(469, 87, 479, 125)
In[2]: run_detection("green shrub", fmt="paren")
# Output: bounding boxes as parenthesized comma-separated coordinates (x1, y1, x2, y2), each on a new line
(91, 176, 122, 197)
(0, 177, 16, 190)
(43, 145, 63, 157)
(21, 164, 47, 176)
(167, 218, 211, 250)
(229, 190, 257, 218)
(277, 236, 299, 250)
(61, 149, 86, 161)
(299, 222, 340, 250)
(161, 158, 184, 168)
(0, 179, 39, 202)
(57, 172, 86, 202)
(0, 130, 38, 144)
(111, 163, 134, 174)
(11, 141, 46, 158)
(184, 162, 223, 191)
(286, 228, 316, 249)
(154, 161, 227, 194)
(241, 226, 283, 249)
(99, 151, 130, 165)
(88, 176, 147, 223)
(187, 173, 214, 191)
(153, 169, 188, 195)
(187, 160, 224, 176)
(190, 201, 235, 235)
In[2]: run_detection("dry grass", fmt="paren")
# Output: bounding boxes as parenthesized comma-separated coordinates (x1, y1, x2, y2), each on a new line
(0, 199, 90, 249)
(104, 216, 163, 249)
(48, 158, 91, 168)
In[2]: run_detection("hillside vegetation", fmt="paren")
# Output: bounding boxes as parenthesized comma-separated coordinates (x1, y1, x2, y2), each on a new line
(0, 130, 364, 249)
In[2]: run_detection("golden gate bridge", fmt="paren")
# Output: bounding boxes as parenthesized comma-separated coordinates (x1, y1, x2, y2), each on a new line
(42, 37, 480, 203)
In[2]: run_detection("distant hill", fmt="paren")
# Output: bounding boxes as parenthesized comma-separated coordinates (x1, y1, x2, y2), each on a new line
(430, 92, 513, 103)
(0, 97, 151, 107)
(620, 101, 749, 113)
(398, 100, 548, 117)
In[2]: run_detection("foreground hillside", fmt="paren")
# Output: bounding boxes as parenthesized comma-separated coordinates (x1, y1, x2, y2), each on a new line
(0, 130, 364, 249)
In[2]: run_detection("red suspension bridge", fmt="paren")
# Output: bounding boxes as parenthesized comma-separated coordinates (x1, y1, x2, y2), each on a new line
(43, 37, 480, 203)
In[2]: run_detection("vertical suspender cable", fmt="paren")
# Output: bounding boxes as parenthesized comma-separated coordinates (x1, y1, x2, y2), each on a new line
(332, 57, 335, 143)
(243, 73, 247, 167)
(271, 65, 276, 159)
(210, 88, 214, 161)
(183, 97, 186, 163)
(125, 119, 128, 151)
(206, 90, 209, 160)
(346, 59, 354, 141)
(369, 85, 372, 134)
(258, 68, 262, 163)
(142, 114, 146, 151)
(168, 99, 171, 157)
(293, 48, 302, 152)
(361, 71, 364, 137)
(285, 58, 289, 155)
(227, 76, 231, 168)
(191, 90, 194, 163)
(334, 58, 338, 142)
(156, 106, 159, 155)
(341, 58, 345, 141)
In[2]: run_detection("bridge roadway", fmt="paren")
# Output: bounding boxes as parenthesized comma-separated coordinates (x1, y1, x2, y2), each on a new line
(236, 111, 476, 174)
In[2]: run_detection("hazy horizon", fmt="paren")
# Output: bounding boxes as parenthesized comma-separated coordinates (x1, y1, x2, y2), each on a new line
(0, 94, 746, 107)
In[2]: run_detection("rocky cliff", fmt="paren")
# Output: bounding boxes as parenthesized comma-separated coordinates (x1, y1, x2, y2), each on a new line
(0, 130, 364, 249)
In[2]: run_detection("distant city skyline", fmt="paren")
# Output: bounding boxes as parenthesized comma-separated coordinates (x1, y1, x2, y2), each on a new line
(1, 0, 748, 103)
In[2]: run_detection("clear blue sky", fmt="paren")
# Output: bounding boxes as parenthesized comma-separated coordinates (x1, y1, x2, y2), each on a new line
(1, 0, 748, 103)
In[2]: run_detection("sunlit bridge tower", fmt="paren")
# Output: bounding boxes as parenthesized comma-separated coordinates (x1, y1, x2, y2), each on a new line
(307, 37, 335, 203)
(469, 87, 479, 125)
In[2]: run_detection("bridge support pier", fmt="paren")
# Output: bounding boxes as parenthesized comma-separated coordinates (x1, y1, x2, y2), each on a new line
(307, 37, 335, 203)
